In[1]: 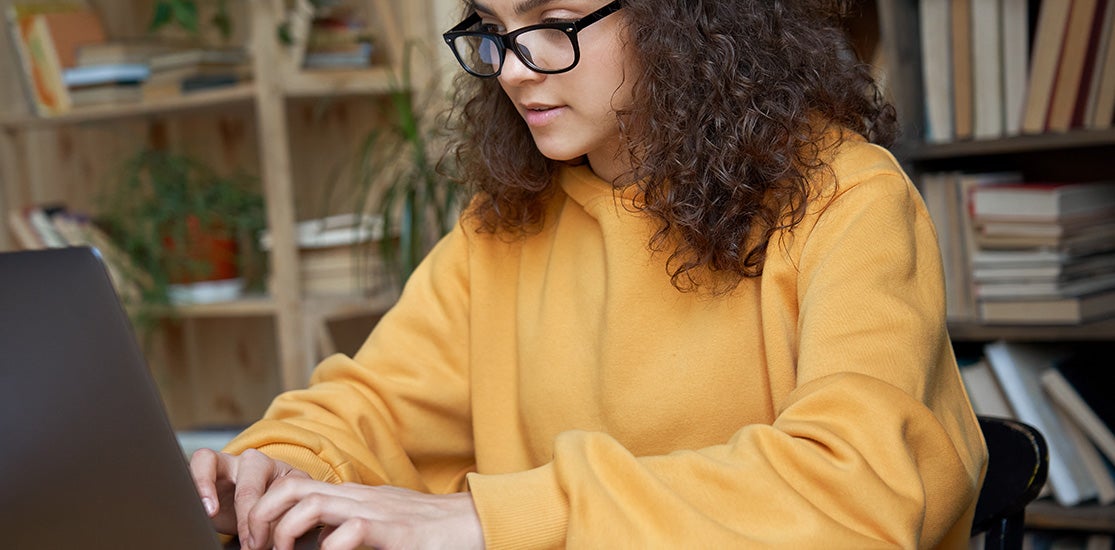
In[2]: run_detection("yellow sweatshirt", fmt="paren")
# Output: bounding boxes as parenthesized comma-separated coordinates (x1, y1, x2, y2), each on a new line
(225, 136, 987, 549)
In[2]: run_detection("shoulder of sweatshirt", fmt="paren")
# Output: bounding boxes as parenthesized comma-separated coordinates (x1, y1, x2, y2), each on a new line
(820, 133, 916, 204)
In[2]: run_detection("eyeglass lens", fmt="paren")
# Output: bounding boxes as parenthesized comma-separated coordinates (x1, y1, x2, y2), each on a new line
(451, 28, 576, 75)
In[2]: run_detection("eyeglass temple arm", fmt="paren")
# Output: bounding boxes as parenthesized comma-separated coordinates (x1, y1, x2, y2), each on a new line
(447, 13, 481, 34)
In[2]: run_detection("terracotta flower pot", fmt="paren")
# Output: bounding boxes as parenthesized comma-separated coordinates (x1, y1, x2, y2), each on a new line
(162, 215, 239, 284)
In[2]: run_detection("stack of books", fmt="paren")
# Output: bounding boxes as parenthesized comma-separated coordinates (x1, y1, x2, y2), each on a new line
(969, 180, 1115, 324)
(301, 5, 375, 69)
(922, 173, 1115, 325)
(7, 203, 145, 305)
(73, 41, 251, 102)
(260, 214, 389, 297)
(4, 1, 252, 114)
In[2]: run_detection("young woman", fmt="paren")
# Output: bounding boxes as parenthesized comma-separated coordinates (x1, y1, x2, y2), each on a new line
(190, 1, 988, 548)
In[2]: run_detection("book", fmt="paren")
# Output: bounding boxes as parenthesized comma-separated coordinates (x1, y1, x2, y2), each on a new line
(49, 211, 142, 303)
(975, 272, 1115, 300)
(971, 0, 1004, 139)
(1046, 0, 1102, 132)
(959, 357, 1015, 418)
(68, 82, 142, 107)
(956, 172, 1026, 317)
(1041, 354, 1115, 465)
(1052, 398, 1115, 505)
(974, 229, 1115, 250)
(970, 181, 1115, 222)
(979, 287, 1115, 324)
(25, 204, 68, 247)
(259, 214, 387, 297)
(1022, 0, 1075, 134)
(951, 0, 974, 140)
(6, 7, 70, 115)
(922, 172, 974, 320)
(1071, 0, 1111, 128)
(1089, 0, 1115, 128)
(983, 340, 1097, 506)
(919, 0, 954, 142)
(6, 207, 44, 249)
(1002, 0, 1031, 135)
(303, 42, 373, 69)
(972, 244, 1115, 267)
(972, 251, 1115, 282)
(1082, 0, 1115, 127)
(977, 217, 1115, 248)
(980, 216, 1115, 238)
(4, 2, 107, 116)
(61, 63, 149, 87)
(75, 40, 203, 72)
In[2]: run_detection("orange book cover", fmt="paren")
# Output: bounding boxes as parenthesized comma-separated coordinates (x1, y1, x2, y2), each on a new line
(5, 3, 104, 116)
(10, 13, 71, 115)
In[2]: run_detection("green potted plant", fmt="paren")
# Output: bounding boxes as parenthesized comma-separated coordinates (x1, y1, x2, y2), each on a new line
(325, 44, 465, 288)
(97, 149, 267, 318)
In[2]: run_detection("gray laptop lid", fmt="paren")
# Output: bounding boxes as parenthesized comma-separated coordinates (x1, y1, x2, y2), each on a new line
(0, 247, 222, 549)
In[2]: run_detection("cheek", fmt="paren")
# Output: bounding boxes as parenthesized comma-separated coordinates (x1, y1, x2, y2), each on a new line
(598, 39, 636, 109)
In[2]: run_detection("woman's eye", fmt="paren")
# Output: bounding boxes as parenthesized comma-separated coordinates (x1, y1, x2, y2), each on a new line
(538, 8, 581, 24)
(479, 22, 503, 33)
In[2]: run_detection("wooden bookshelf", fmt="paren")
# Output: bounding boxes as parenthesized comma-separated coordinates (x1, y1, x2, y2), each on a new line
(873, 0, 1115, 537)
(0, 0, 443, 427)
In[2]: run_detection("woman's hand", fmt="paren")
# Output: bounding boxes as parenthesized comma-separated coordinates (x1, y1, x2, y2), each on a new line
(189, 448, 312, 546)
(244, 478, 484, 550)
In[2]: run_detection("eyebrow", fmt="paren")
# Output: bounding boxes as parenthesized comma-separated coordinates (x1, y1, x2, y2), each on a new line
(471, 0, 560, 17)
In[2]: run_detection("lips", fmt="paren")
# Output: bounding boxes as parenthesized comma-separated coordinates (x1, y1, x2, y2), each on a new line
(521, 103, 566, 127)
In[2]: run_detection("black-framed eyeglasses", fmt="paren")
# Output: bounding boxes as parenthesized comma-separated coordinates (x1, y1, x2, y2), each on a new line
(443, 0, 623, 78)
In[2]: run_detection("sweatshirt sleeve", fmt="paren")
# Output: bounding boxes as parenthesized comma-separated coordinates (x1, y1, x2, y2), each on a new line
(223, 223, 475, 495)
(467, 159, 987, 548)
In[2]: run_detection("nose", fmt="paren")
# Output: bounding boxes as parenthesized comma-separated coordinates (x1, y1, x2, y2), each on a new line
(498, 46, 544, 86)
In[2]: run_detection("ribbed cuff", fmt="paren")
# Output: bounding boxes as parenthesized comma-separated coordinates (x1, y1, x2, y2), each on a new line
(223, 440, 344, 484)
(467, 464, 568, 550)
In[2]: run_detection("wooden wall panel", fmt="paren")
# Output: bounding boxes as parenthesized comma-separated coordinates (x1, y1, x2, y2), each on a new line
(3, 110, 259, 223)
(287, 95, 391, 221)
(149, 315, 281, 429)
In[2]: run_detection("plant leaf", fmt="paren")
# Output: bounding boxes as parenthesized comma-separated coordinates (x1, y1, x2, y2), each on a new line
(171, 0, 199, 34)
(148, 2, 173, 32)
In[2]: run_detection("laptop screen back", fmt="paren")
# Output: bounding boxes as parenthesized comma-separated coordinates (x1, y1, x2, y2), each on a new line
(0, 247, 221, 550)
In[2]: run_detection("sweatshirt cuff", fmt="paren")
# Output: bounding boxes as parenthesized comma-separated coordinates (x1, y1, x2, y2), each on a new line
(223, 441, 345, 484)
(467, 464, 569, 550)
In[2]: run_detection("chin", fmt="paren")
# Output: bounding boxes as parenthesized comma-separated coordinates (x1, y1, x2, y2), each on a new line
(532, 143, 586, 163)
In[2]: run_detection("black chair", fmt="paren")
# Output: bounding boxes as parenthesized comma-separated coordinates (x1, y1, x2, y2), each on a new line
(970, 416, 1050, 550)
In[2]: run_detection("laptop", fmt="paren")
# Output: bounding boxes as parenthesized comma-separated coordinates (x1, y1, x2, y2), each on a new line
(0, 247, 320, 549)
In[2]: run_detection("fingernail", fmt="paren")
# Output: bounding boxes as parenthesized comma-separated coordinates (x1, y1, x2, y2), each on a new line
(202, 497, 215, 516)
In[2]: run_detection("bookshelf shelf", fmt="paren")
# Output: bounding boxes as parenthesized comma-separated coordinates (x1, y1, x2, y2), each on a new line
(140, 292, 398, 320)
(948, 318, 1115, 342)
(161, 295, 278, 318)
(896, 128, 1115, 162)
(0, 83, 258, 129)
(1027, 501, 1115, 533)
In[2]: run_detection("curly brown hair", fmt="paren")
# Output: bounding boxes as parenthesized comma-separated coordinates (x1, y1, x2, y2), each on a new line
(447, 0, 897, 291)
